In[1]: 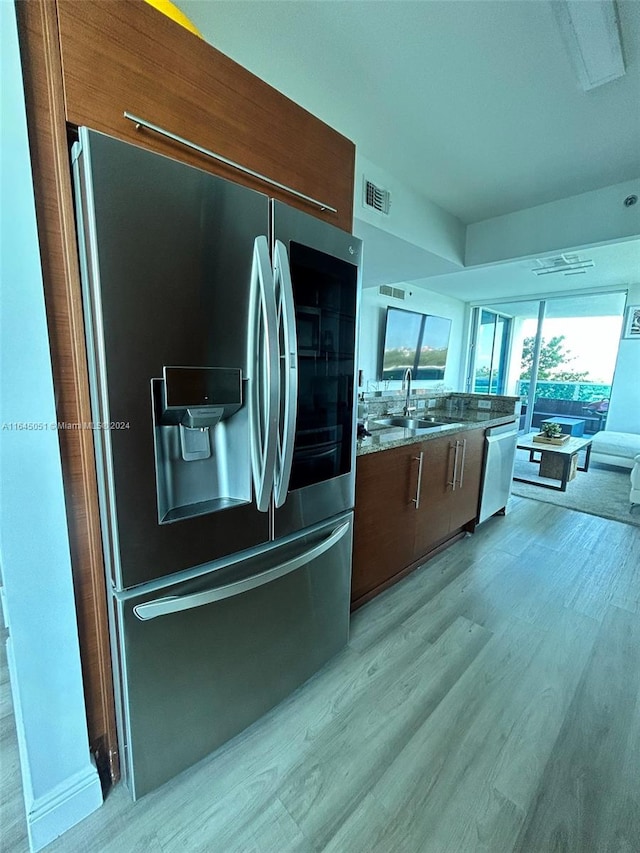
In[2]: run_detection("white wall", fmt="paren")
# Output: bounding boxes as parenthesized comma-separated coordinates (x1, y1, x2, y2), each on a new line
(358, 284, 467, 392)
(353, 157, 468, 393)
(355, 153, 466, 266)
(0, 4, 102, 850)
(607, 284, 640, 434)
(466, 179, 640, 266)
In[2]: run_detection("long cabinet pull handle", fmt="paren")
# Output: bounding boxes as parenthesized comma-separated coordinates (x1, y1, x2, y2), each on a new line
(133, 521, 351, 621)
(458, 438, 467, 488)
(123, 112, 337, 214)
(412, 452, 424, 509)
(448, 441, 460, 490)
(273, 240, 298, 508)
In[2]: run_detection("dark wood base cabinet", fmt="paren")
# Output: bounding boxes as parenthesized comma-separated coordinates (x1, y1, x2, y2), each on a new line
(351, 427, 485, 609)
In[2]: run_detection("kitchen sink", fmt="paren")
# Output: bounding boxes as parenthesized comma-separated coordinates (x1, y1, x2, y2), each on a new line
(373, 417, 449, 430)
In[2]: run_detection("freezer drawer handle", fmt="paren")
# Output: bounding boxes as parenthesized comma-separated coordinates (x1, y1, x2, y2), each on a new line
(273, 240, 298, 508)
(133, 520, 351, 621)
(123, 112, 337, 214)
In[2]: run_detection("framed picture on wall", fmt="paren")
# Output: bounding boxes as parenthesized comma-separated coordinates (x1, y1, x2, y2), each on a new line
(623, 305, 640, 339)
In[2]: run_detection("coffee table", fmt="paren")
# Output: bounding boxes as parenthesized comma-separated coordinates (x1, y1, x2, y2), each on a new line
(514, 433, 593, 492)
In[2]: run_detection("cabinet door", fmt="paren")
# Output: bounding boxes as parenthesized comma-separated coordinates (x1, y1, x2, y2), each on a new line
(351, 447, 421, 603)
(449, 428, 485, 531)
(414, 434, 457, 557)
(56, 0, 355, 232)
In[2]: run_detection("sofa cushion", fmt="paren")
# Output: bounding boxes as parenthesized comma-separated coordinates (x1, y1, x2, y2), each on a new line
(591, 431, 640, 461)
(631, 455, 640, 507)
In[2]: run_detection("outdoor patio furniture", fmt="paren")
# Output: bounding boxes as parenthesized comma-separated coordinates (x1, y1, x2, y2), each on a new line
(528, 397, 607, 434)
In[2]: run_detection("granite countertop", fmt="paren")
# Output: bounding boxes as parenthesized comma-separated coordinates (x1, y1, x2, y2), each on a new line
(356, 410, 517, 456)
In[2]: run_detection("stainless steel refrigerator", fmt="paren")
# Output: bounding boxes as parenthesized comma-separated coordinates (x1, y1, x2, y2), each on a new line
(72, 128, 361, 799)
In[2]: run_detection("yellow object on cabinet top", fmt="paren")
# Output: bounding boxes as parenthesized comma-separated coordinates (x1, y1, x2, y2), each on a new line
(143, 0, 202, 38)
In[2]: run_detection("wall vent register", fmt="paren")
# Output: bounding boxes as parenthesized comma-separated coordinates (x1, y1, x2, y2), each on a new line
(363, 179, 391, 215)
(379, 285, 406, 300)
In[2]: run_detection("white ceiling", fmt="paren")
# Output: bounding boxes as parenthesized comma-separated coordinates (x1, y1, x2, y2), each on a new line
(485, 289, 628, 320)
(407, 237, 640, 302)
(178, 0, 640, 303)
(354, 221, 462, 286)
(180, 0, 640, 224)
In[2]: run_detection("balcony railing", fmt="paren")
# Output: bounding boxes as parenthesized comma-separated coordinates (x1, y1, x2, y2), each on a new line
(517, 379, 611, 403)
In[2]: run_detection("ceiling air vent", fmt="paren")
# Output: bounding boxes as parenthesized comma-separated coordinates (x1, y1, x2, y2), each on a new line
(379, 285, 405, 300)
(532, 254, 595, 276)
(363, 178, 391, 215)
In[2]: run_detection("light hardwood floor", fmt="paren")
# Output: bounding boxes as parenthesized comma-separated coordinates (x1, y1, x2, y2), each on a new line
(2, 495, 639, 852)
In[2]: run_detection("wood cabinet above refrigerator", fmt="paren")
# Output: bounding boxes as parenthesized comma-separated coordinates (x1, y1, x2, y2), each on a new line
(55, 0, 355, 232)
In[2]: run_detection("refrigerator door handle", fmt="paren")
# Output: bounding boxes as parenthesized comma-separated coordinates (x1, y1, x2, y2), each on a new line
(273, 240, 298, 508)
(248, 236, 280, 512)
(133, 520, 351, 620)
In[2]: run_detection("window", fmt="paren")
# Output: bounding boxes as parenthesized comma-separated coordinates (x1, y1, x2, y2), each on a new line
(469, 309, 511, 394)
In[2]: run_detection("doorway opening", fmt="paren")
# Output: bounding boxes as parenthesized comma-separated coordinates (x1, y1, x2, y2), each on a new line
(467, 291, 626, 435)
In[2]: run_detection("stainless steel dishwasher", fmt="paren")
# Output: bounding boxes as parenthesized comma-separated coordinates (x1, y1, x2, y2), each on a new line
(478, 422, 519, 523)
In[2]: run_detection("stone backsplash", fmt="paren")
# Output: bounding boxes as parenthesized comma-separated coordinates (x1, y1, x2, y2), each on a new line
(358, 391, 521, 422)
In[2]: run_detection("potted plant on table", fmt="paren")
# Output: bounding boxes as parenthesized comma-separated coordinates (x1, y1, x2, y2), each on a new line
(541, 422, 563, 441)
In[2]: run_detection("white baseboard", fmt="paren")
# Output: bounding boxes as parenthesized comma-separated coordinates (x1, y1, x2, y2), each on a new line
(5, 636, 103, 852)
(26, 765, 103, 852)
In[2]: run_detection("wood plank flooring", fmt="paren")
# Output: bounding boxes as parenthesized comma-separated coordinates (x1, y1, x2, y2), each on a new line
(2, 495, 639, 852)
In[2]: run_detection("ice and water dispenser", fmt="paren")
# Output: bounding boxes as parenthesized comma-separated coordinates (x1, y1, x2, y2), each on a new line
(152, 366, 250, 523)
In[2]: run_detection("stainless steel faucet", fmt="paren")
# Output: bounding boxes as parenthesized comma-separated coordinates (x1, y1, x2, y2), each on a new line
(403, 368, 414, 416)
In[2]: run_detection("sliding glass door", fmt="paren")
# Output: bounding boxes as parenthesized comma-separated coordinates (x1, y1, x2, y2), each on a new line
(468, 292, 626, 434)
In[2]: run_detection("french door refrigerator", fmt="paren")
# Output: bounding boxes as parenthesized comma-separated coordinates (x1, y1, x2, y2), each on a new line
(72, 128, 361, 799)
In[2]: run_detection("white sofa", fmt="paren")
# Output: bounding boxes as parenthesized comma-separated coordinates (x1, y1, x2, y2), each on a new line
(591, 431, 640, 470)
(631, 455, 640, 512)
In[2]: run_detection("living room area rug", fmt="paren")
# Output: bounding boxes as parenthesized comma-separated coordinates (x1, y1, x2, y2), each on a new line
(511, 451, 639, 528)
